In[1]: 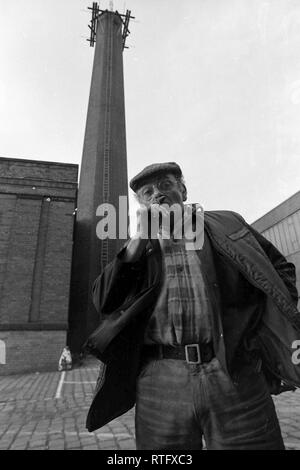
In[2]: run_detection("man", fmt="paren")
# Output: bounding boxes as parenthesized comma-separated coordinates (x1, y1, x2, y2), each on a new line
(85, 162, 300, 450)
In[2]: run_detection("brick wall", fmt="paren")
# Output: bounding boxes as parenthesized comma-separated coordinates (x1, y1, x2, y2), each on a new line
(0, 157, 78, 375)
(0, 330, 67, 375)
(0, 197, 41, 323)
(0, 157, 78, 183)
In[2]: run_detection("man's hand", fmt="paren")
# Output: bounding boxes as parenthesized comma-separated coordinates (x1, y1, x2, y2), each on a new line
(122, 206, 151, 263)
(123, 204, 170, 262)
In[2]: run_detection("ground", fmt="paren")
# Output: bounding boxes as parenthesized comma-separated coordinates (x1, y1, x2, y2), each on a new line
(0, 358, 299, 450)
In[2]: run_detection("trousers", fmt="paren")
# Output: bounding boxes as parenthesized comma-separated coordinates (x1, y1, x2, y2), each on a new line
(135, 357, 285, 450)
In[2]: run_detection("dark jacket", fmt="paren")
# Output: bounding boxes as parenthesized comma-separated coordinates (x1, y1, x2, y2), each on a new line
(86, 210, 300, 432)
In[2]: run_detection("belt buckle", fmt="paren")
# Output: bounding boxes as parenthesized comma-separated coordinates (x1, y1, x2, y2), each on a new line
(185, 344, 201, 364)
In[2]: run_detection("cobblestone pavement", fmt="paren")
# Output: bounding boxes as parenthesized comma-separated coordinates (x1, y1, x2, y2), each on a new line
(0, 359, 299, 450)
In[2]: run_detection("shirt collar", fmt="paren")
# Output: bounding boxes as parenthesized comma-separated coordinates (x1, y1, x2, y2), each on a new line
(158, 203, 204, 251)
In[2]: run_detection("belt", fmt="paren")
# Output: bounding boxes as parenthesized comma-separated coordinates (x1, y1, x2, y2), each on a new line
(142, 341, 215, 365)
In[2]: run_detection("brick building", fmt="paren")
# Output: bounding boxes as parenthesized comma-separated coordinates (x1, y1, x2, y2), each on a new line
(0, 157, 78, 375)
(252, 191, 300, 308)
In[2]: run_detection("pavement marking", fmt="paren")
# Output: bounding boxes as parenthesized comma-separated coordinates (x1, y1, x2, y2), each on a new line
(54, 370, 98, 399)
(55, 371, 66, 399)
(64, 381, 97, 384)
(96, 433, 132, 438)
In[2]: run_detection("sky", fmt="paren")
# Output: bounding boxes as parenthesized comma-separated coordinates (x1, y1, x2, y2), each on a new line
(1, 0, 300, 224)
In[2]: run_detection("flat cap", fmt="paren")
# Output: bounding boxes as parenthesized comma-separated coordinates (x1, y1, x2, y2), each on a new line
(130, 162, 182, 192)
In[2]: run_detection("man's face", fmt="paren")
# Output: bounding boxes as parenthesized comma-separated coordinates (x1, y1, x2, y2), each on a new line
(137, 173, 184, 208)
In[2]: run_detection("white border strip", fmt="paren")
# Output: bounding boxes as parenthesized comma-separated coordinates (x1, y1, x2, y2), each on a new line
(64, 381, 96, 384)
(55, 371, 66, 399)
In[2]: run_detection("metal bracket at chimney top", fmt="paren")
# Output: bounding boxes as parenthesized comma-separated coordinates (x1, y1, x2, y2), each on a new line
(87, 2, 135, 50)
